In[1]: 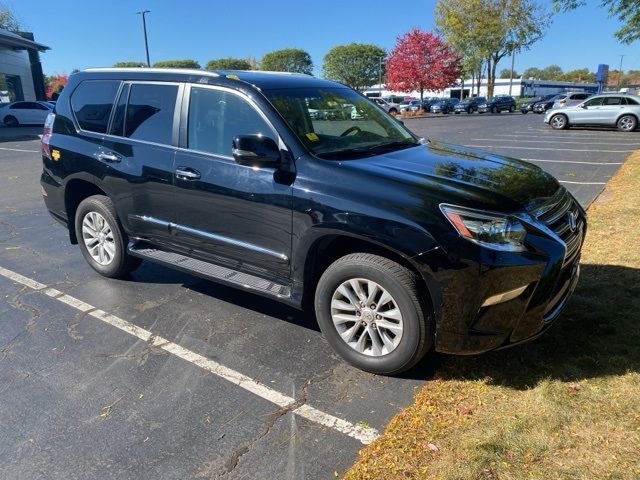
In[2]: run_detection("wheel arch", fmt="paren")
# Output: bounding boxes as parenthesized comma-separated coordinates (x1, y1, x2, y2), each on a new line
(64, 179, 108, 244)
(616, 112, 638, 128)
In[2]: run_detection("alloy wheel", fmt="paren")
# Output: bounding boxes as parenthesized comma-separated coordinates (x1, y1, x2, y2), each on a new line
(551, 115, 566, 129)
(619, 116, 636, 131)
(330, 278, 404, 357)
(82, 211, 116, 266)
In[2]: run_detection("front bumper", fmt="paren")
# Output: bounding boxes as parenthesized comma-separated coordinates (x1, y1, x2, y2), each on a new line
(477, 106, 489, 113)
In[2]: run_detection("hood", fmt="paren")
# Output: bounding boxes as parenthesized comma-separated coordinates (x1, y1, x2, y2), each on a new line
(342, 141, 560, 212)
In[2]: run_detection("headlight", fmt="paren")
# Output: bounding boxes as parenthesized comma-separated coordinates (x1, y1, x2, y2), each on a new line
(440, 204, 527, 252)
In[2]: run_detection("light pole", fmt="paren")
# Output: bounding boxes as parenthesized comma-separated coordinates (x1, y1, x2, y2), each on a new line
(617, 54, 625, 90)
(137, 10, 151, 67)
(508, 43, 516, 96)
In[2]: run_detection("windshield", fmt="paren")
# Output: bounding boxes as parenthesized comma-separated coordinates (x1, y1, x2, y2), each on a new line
(264, 87, 419, 159)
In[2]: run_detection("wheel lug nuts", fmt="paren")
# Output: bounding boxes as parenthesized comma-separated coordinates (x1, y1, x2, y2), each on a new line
(376, 314, 381, 320)
(370, 304, 376, 309)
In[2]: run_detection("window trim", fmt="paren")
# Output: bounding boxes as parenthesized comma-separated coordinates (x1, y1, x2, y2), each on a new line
(178, 83, 283, 161)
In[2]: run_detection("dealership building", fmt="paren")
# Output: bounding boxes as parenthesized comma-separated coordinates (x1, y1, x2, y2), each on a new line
(364, 77, 600, 100)
(0, 28, 49, 103)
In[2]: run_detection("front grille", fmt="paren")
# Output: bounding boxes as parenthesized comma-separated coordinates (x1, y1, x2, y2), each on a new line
(533, 189, 585, 265)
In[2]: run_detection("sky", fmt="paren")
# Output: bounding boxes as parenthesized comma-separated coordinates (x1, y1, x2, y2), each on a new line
(8, 0, 640, 77)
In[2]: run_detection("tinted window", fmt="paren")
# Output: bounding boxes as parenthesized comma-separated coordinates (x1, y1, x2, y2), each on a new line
(71, 80, 120, 133)
(125, 83, 178, 144)
(571, 94, 588, 100)
(110, 84, 130, 136)
(603, 97, 622, 106)
(626, 97, 639, 105)
(188, 87, 275, 157)
(10, 102, 28, 109)
(583, 97, 603, 107)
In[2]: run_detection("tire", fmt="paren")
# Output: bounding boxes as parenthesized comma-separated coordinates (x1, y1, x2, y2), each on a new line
(550, 114, 568, 130)
(509, 105, 515, 113)
(467, 107, 473, 114)
(75, 195, 141, 278)
(314, 253, 433, 375)
(4, 115, 18, 127)
(491, 106, 498, 114)
(521, 110, 528, 114)
(388, 108, 397, 115)
(617, 114, 637, 132)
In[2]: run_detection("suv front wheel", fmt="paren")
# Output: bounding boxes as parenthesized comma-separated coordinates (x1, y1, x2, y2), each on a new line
(75, 195, 141, 278)
(314, 253, 433, 375)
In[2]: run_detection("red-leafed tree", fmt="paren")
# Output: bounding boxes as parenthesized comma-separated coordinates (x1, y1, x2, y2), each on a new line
(45, 74, 68, 100)
(386, 28, 461, 102)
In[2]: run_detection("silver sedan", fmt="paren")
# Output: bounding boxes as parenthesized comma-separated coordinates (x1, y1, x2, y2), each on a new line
(545, 94, 640, 132)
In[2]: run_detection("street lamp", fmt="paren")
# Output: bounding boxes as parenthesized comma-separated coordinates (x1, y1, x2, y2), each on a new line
(137, 10, 151, 67)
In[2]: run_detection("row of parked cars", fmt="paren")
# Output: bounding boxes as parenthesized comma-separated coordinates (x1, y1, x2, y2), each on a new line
(385, 95, 519, 115)
(520, 92, 593, 114)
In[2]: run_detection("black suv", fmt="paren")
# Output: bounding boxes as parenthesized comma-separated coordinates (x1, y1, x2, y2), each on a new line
(520, 94, 556, 114)
(454, 97, 487, 114)
(478, 95, 517, 114)
(41, 69, 585, 375)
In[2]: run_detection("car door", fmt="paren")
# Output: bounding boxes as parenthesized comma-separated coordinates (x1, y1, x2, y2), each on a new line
(569, 97, 603, 124)
(598, 96, 625, 124)
(172, 84, 293, 281)
(9, 102, 29, 123)
(90, 81, 182, 244)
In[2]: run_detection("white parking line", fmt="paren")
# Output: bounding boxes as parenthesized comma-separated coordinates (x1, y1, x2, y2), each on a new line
(0, 265, 379, 445)
(521, 158, 623, 165)
(470, 138, 640, 146)
(463, 144, 635, 153)
(559, 180, 607, 185)
(0, 146, 39, 153)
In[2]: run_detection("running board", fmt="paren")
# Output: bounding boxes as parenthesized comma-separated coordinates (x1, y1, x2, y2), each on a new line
(128, 243, 291, 298)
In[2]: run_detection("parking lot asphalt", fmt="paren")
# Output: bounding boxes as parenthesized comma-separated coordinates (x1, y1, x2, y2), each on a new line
(0, 115, 638, 479)
(404, 111, 640, 206)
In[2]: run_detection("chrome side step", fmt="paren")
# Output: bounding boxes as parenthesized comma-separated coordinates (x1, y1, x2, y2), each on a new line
(128, 243, 291, 298)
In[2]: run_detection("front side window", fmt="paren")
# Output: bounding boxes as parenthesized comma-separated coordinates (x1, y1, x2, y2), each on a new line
(583, 97, 603, 107)
(265, 87, 417, 159)
(71, 80, 120, 133)
(188, 86, 275, 157)
(125, 83, 178, 144)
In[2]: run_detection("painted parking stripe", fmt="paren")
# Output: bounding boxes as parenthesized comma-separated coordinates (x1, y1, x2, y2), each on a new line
(0, 265, 379, 445)
(521, 158, 623, 165)
(0, 146, 40, 153)
(559, 180, 607, 185)
(463, 144, 635, 153)
(470, 138, 640, 146)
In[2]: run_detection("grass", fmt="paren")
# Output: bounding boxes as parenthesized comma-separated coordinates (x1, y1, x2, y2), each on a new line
(344, 151, 640, 480)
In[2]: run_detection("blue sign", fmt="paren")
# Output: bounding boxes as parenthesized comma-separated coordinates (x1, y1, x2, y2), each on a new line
(596, 64, 609, 83)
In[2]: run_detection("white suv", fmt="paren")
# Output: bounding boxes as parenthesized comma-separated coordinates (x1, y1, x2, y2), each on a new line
(372, 97, 399, 114)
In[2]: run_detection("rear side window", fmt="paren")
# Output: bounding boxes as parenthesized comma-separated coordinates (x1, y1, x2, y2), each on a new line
(125, 83, 178, 144)
(603, 97, 622, 106)
(572, 94, 588, 100)
(626, 97, 639, 105)
(187, 86, 275, 157)
(71, 80, 120, 133)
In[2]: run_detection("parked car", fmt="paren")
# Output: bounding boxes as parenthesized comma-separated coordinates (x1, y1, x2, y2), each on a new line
(454, 97, 487, 114)
(533, 95, 564, 113)
(552, 92, 592, 109)
(478, 95, 516, 114)
(371, 97, 399, 114)
(399, 100, 421, 113)
(520, 94, 557, 114)
(545, 94, 640, 132)
(430, 98, 460, 114)
(421, 97, 442, 112)
(41, 68, 585, 374)
(0, 100, 52, 126)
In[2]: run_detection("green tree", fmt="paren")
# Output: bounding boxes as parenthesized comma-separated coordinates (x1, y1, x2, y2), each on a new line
(561, 68, 595, 83)
(152, 59, 201, 69)
(261, 48, 313, 74)
(323, 43, 386, 89)
(0, 3, 19, 31)
(435, 0, 550, 97)
(542, 64, 563, 80)
(113, 61, 146, 68)
(499, 68, 518, 78)
(205, 57, 253, 70)
(553, 0, 640, 43)
(522, 67, 543, 79)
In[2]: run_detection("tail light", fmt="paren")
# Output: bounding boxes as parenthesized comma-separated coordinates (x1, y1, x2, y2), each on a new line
(559, 99, 566, 105)
(42, 112, 55, 159)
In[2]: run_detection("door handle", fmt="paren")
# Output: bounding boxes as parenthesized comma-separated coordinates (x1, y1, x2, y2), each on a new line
(96, 152, 121, 163)
(175, 167, 201, 180)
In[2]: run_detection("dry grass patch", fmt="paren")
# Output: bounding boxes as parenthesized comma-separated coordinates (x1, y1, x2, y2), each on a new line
(345, 152, 640, 480)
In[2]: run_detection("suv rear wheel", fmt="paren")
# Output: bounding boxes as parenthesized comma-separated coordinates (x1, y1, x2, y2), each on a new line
(314, 253, 433, 375)
(75, 195, 140, 278)
(617, 114, 637, 132)
(491, 106, 498, 114)
(509, 105, 515, 113)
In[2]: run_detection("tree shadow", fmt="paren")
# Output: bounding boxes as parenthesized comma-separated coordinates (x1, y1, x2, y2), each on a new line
(405, 263, 640, 389)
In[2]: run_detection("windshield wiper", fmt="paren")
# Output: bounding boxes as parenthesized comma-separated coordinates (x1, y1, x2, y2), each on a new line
(362, 140, 419, 152)
(317, 141, 420, 160)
